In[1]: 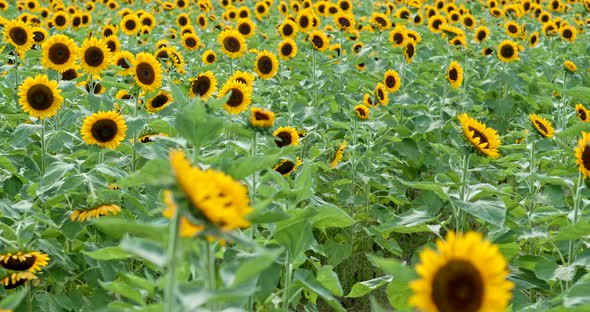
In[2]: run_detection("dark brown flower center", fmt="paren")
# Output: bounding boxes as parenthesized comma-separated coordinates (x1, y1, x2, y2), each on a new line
(61, 68, 78, 80)
(282, 24, 294, 36)
(238, 23, 251, 35)
(117, 58, 130, 69)
(431, 260, 484, 312)
(227, 88, 244, 107)
(432, 19, 443, 30)
(3, 276, 29, 289)
(9, 26, 28, 45)
(299, 16, 309, 28)
(312, 35, 324, 49)
(206, 53, 215, 63)
(275, 160, 295, 175)
(223, 36, 241, 53)
(393, 32, 404, 44)
(449, 68, 458, 81)
(500, 44, 515, 58)
(385, 75, 397, 89)
(534, 120, 549, 135)
(84, 47, 105, 67)
(185, 37, 197, 47)
(254, 111, 270, 120)
(48, 43, 71, 64)
(106, 40, 117, 52)
(136, 62, 155, 85)
(91, 119, 118, 142)
(531, 35, 537, 44)
(27, 84, 54, 110)
(281, 43, 293, 56)
(178, 16, 188, 26)
(104, 28, 114, 37)
(563, 29, 572, 39)
(55, 15, 66, 26)
(338, 17, 351, 28)
(1, 255, 36, 271)
(578, 108, 587, 121)
(468, 126, 489, 147)
(377, 88, 385, 100)
(406, 43, 415, 59)
(33, 31, 45, 42)
(72, 16, 81, 27)
(151, 94, 169, 108)
(508, 25, 518, 33)
(464, 17, 473, 26)
(125, 19, 137, 31)
(356, 107, 367, 117)
(191, 76, 211, 96)
(582, 146, 590, 171)
(275, 131, 293, 147)
(477, 30, 486, 41)
(257, 56, 273, 74)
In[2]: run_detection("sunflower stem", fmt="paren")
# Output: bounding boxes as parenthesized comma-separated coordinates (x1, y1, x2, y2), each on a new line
(131, 94, 139, 172)
(165, 194, 181, 312)
(377, 31, 382, 60)
(14, 53, 19, 91)
(206, 241, 216, 291)
(568, 171, 583, 267)
(312, 48, 317, 108)
(27, 284, 32, 312)
(248, 132, 257, 312)
(339, 30, 344, 93)
(527, 140, 536, 229)
(559, 72, 567, 130)
(230, 58, 234, 77)
(458, 152, 470, 231)
(438, 78, 449, 142)
(40, 118, 46, 175)
(282, 251, 292, 312)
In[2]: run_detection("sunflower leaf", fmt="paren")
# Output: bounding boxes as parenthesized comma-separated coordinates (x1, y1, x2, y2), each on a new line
(450, 198, 506, 227)
(565, 87, 590, 102)
(293, 269, 346, 312)
(120, 236, 166, 268)
(84, 246, 130, 261)
(0, 287, 27, 309)
(346, 275, 393, 298)
(117, 158, 172, 187)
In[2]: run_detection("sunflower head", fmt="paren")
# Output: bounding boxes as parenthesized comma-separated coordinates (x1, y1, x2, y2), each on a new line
(564, 60, 577, 73)
(250, 107, 275, 128)
(41, 34, 79, 73)
(278, 38, 297, 60)
(354, 104, 370, 120)
(0, 252, 49, 272)
(218, 29, 247, 58)
(576, 132, 590, 179)
(1, 272, 37, 289)
(330, 140, 348, 168)
(202, 50, 217, 64)
(133, 52, 162, 92)
(274, 158, 302, 176)
(375, 82, 389, 106)
(81, 111, 128, 149)
(189, 71, 217, 100)
(3, 19, 34, 56)
(80, 37, 112, 75)
(146, 91, 172, 113)
(529, 114, 555, 138)
(576, 104, 589, 122)
(254, 50, 279, 80)
(447, 61, 464, 89)
(218, 80, 252, 114)
(384, 69, 401, 93)
(18, 75, 63, 119)
(274, 126, 300, 147)
(229, 71, 256, 88)
(497, 40, 519, 62)
(309, 30, 329, 51)
(70, 204, 122, 222)
(458, 113, 501, 159)
(409, 231, 514, 312)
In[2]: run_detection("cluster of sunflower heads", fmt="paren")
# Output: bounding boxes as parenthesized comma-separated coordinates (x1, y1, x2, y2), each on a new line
(0, 251, 49, 289)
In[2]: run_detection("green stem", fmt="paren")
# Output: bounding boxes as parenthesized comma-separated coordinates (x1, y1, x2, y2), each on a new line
(207, 241, 216, 290)
(282, 251, 292, 312)
(439, 80, 449, 142)
(312, 48, 317, 108)
(165, 197, 181, 312)
(132, 95, 139, 172)
(339, 30, 344, 93)
(248, 132, 257, 312)
(41, 118, 46, 175)
(560, 72, 567, 130)
(457, 153, 470, 231)
(377, 31, 381, 60)
(568, 171, 583, 266)
(27, 284, 32, 312)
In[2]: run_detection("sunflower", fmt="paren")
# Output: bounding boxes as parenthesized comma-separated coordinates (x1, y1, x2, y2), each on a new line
(564, 60, 577, 73)
(229, 71, 255, 88)
(334, 12, 355, 31)
(278, 19, 298, 38)
(404, 41, 416, 63)
(181, 33, 201, 51)
(112, 50, 134, 75)
(560, 25, 576, 43)
(458, 113, 501, 159)
(137, 133, 167, 143)
(201, 50, 216, 65)
(354, 104, 370, 120)
(375, 82, 389, 106)
(309, 30, 329, 51)
(330, 140, 348, 168)
(31, 27, 47, 44)
(0, 252, 49, 273)
(102, 24, 118, 38)
(218, 29, 247, 59)
(274, 126, 299, 147)
(133, 52, 162, 92)
(162, 190, 203, 238)
(81, 111, 127, 149)
(529, 114, 555, 138)
(1, 272, 37, 289)
(447, 61, 464, 89)
(70, 204, 122, 222)
(384, 70, 401, 93)
(504, 21, 521, 37)
(409, 231, 513, 312)
(197, 14, 208, 29)
(18, 75, 63, 119)
(3, 20, 34, 56)
(61, 67, 79, 81)
(370, 12, 391, 31)
(120, 13, 140, 35)
(529, 31, 540, 47)
(427, 15, 446, 33)
(389, 27, 407, 47)
(577, 104, 589, 122)
(576, 132, 590, 179)
(169, 150, 252, 230)
(254, 50, 279, 80)
(40, 34, 77, 74)
(116, 89, 132, 100)
(189, 71, 217, 99)
(274, 158, 302, 176)
(79, 37, 111, 76)
(297, 9, 314, 32)
(474, 26, 490, 43)
(236, 18, 256, 38)
(363, 93, 377, 107)
(278, 38, 297, 60)
(218, 80, 252, 114)
(497, 40, 519, 63)
(52, 11, 69, 30)
(146, 91, 172, 113)
(250, 107, 275, 128)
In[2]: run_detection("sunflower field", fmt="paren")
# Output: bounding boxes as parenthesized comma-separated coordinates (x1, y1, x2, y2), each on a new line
(0, 0, 589, 311)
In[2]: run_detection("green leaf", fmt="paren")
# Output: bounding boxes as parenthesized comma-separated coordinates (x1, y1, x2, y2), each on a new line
(368, 255, 417, 311)
(550, 221, 590, 241)
(294, 163, 314, 203)
(232, 248, 282, 286)
(347, 276, 393, 298)
(316, 265, 343, 296)
(450, 198, 506, 227)
(377, 209, 437, 235)
(117, 158, 173, 188)
(565, 87, 590, 102)
(84, 246, 130, 261)
(37, 161, 75, 196)
(120, 236, 166, 267)
(0, 288, 26, 309)
(174, 101, 224, 150)
(100, 278, 145, 305)
(397, 178, 449, 200)
(564, 275, 590, 307)
(293, 270, 346, 312)
(274, 207, 317, 259)
(557, 123, 590, 139)
(311, 203, 355, 231)
(93, 218, 167, 242)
